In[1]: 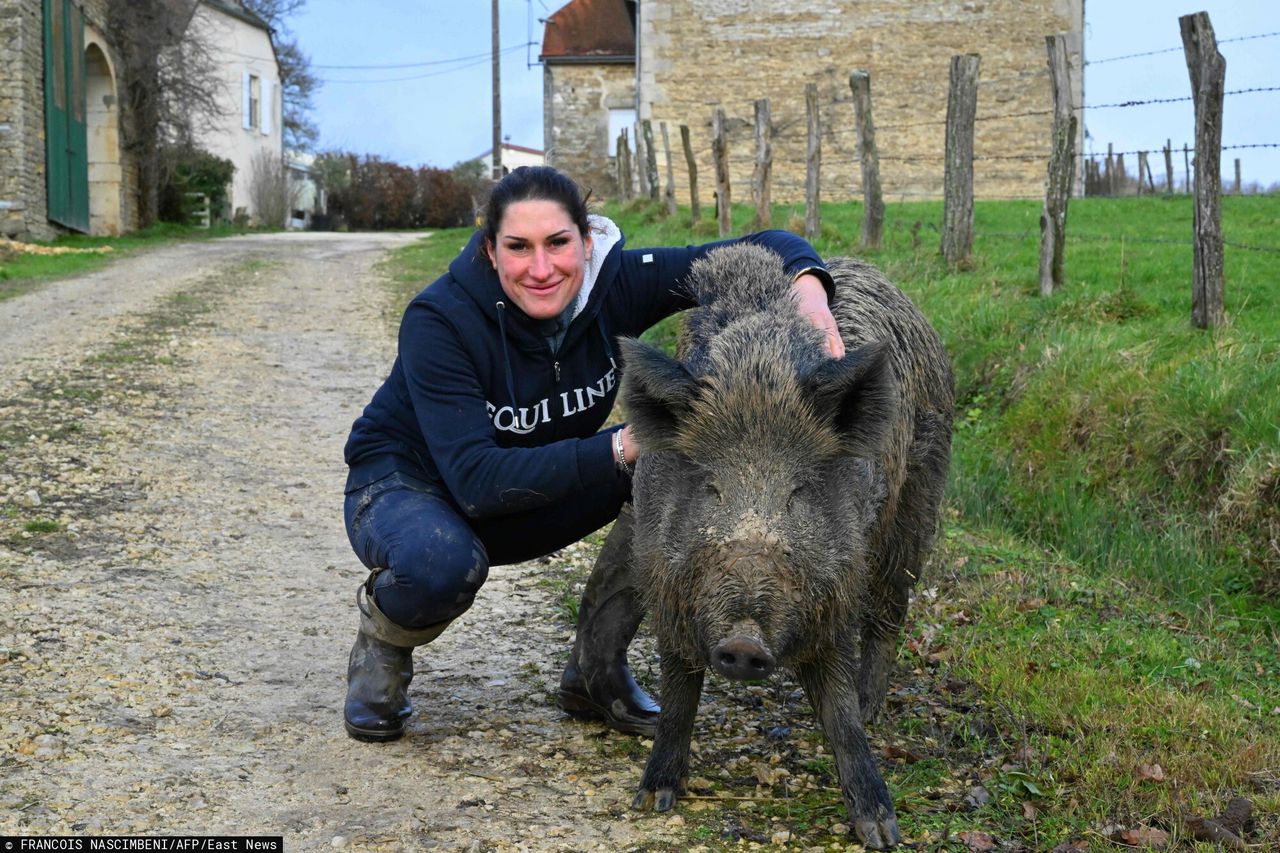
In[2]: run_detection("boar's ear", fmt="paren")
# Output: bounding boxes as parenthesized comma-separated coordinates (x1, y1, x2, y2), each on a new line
(803, 341, 898, 457)
(619, 337, 698, 452)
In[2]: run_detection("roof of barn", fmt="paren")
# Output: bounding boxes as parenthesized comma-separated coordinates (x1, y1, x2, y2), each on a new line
(540, 0, 635, 63)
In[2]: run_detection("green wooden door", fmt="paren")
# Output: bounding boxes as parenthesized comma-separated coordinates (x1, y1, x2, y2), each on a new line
(43, 0, 89, 232)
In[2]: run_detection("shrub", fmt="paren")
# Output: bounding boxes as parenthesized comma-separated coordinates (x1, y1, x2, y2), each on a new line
(158, 146, 235, 225)
(324, 152, 490, 230)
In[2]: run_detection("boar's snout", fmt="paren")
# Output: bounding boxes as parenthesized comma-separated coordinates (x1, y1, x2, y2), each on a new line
(711, 623, 776, 681)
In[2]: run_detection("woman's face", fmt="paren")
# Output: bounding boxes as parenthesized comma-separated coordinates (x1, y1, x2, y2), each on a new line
(485, 199, 593, 322)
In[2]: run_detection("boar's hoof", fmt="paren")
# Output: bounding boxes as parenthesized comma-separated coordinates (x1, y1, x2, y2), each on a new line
(710, 636, 776, 680)
(853, 816, 901, 850)
(632, 787, 679, 812)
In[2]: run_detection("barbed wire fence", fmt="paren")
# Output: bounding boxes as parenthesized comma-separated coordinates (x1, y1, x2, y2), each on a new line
(609, 14, 1277, 326)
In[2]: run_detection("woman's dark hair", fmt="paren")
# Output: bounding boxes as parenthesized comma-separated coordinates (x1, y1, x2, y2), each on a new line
(481, 166, 591, 251)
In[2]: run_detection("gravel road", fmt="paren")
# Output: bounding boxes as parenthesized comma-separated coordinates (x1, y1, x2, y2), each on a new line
(0, 233, 693, 852)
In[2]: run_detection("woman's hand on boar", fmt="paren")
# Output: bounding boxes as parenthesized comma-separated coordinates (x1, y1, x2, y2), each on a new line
(792, 273, 846, 359)
(618, 424, 639, 466)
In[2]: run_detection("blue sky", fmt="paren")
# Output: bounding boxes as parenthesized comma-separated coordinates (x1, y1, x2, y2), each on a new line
(291, 1, 1280, 187)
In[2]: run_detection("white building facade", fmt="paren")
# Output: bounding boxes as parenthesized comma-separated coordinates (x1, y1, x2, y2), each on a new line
(185, 0, 282, 224)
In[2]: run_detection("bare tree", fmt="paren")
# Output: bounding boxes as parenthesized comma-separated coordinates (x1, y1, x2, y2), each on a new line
(249, 149, 303, 228)
(107, 0, 226, 225)
(242, 0, 320, 151)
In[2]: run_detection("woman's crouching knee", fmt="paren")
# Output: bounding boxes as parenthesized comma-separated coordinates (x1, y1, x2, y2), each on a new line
(371, 537, 490, 630)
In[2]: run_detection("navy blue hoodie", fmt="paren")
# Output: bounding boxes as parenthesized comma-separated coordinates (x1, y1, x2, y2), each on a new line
(343, 219, 833, 519)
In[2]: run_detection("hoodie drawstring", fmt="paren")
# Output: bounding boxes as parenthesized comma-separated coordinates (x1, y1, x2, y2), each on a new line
(596, 313, 618, 373)
(495, 301, 519, 407)
(495, 304, 618, 409)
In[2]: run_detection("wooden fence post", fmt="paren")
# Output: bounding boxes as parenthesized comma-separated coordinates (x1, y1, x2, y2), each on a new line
(1183, 143, 1191, 193)
(634, 123, 650, 198)
(942, 53, 980, 267)
(617, 130, 633, 202)
(1164, 139, 1174, 193)
(1115, 152, 1126, 193)
(681, 124, 701, 224)
(1180, 11, 1226, 329)
(661, 121, 677, 217)
(1137, 151, 1148, 196)
(752, 98, 773, 229)
(712, 107, 732, 237)
(1234, 158, 1242, 194)
(804, 82, 821, 242)
(1039, 34, 1075, 296)
(642, 119, 660, 201)
(850, 69, 885, 249)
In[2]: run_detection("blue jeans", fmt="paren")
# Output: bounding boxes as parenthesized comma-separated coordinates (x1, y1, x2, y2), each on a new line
(344, 470, 628, 630)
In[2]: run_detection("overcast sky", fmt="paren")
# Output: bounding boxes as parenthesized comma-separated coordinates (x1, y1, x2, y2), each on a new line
(291, 0, 1280, 187)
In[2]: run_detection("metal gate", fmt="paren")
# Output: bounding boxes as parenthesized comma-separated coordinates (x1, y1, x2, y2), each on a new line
(43, 0, 89, 233)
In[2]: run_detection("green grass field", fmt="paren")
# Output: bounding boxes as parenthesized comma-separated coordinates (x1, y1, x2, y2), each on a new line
(379, 194, 1279, 849)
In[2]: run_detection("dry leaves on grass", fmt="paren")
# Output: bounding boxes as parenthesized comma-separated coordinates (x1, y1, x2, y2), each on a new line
(1, 238, 114, 256)
(955, 829, 996, 850)
(1135, 762, 1167, 783)
(1108, 825, 1170, 848)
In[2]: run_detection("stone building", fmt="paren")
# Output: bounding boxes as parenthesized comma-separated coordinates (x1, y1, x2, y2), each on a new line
(540, 0, 637, 197)
(1, 0, 138, 240)
(545, 0, 1084, 203)
(0, 0, 282, 242)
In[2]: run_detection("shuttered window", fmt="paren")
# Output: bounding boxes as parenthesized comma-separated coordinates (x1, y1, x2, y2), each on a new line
(261, 77, 272, 136)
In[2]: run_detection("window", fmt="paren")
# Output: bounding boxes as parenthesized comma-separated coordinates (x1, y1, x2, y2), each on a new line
(249, 74, 261, 129)
(244, 72, 261, 130)
(608, 108, 636, 157)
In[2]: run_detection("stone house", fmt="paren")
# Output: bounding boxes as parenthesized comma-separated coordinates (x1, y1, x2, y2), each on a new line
(0, 0, 282, 242)
(544, 0, 1085, 203)
(1, 0, 138, 240)
(540, 0, 637, 197)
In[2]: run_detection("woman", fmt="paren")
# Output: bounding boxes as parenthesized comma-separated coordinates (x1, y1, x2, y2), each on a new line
(342, 166, 842, 742)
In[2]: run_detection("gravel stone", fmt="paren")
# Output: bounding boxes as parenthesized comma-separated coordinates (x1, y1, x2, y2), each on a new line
(0, 233, 683, 852)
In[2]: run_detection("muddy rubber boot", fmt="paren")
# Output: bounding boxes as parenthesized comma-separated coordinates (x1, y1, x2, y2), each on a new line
(344, 576, 452, 743)
(558, 504, 660, 737)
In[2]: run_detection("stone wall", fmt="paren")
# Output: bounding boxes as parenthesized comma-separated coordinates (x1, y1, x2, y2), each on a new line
(1, 0, 52, 240)
(544, 61, 636, 198)
(0, 0, 137, 241)
(637, 0, 1084, 204)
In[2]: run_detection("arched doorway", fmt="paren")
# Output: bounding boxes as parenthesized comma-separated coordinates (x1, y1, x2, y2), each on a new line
(84, 39, 121, 236)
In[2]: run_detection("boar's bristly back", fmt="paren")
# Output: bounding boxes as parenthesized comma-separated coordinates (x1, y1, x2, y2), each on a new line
(682, 244, 795, 351)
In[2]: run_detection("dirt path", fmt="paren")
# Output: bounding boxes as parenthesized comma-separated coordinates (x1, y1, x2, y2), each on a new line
(0, 233, 689, 852)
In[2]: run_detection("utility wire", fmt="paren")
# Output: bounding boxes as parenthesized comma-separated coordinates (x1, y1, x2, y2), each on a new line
(319, 44, 530, 83)
(312, 41, 535, 71)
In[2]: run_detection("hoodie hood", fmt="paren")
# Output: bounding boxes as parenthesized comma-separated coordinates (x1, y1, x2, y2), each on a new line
(448, 214, 625, 348)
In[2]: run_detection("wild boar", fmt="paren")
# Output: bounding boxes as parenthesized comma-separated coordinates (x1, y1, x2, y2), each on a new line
(620, 244, 954, 849)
